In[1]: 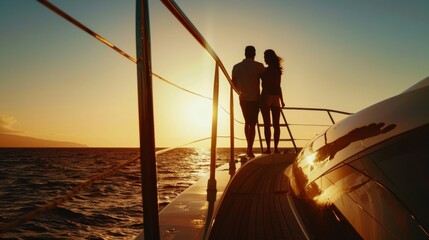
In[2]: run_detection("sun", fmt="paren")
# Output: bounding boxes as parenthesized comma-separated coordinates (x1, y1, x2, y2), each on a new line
(154, 91, 233, 147)
(184, 99, 213, 134)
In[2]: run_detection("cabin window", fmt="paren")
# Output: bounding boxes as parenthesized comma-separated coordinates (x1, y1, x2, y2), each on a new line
(355, 124, 429, 231)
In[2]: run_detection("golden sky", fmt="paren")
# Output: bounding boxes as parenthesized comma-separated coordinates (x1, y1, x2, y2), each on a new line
(1, 0, 428, 147)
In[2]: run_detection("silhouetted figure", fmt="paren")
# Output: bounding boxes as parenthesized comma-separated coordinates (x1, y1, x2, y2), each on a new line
(260, 49, 285, 154)
(232, 46, 265, 158)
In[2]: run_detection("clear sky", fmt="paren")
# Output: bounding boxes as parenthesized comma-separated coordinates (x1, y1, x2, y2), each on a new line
(1, 0, 428, 148)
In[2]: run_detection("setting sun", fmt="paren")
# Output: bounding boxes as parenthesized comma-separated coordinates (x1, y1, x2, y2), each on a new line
(184, 99, 213, 133)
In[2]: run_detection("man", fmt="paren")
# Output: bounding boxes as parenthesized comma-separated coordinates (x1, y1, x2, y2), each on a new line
(232, 45, 265, 157)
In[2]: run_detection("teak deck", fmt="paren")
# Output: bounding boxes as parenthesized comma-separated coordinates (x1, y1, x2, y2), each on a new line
(208, 153, 307, 240)
(137, 153, 308, 239)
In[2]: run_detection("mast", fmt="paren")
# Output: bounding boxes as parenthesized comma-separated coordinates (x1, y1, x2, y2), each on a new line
(136, 0, 160, 239)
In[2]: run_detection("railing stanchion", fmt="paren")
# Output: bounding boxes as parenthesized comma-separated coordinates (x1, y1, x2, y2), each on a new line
(136, 0, 160, 239)
(208, 63, 219, 191)
(327, 110, 335, 124)
(280, 108, 298, 153)
(229, 86, 235, 170)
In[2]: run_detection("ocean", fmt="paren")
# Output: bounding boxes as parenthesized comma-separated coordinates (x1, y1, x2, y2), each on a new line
(0, 148, 237, 239)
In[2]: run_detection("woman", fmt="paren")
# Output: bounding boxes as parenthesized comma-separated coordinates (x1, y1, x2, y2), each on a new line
(260, 49, 285, 154)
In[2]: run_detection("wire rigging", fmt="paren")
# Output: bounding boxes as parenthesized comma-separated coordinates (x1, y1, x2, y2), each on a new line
(37, 0, 244, 125)
(37, 0, 137, 63)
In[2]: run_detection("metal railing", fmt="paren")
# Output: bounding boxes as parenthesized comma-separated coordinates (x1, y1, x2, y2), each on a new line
(159, 0, 240, 189)
(0, 1, 354, 239)
(257, 107, 353, 153)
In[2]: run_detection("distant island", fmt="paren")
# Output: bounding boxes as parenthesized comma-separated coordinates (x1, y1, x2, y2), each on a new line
(0, 133, 87, 148)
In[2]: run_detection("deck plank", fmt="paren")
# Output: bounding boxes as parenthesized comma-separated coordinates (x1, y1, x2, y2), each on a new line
(208, 153, 307, 240)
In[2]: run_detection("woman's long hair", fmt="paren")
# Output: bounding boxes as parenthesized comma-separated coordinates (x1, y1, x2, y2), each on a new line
(264, 49, 284, 74)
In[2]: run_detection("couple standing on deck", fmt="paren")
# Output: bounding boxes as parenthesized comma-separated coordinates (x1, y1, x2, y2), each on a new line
(232, 45, 285, 158)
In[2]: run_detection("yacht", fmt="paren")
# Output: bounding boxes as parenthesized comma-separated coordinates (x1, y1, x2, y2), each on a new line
(1, 1, 427, 239)
(150, 77, 429, 239)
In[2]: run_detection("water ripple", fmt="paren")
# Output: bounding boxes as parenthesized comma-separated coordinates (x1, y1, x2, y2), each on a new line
(0, 148, 237, 239)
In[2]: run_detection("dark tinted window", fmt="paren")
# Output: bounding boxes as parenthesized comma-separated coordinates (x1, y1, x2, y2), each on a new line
(362, 124, 429, 230)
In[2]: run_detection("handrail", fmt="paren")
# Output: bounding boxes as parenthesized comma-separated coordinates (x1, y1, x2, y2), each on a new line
(284, 106, 353, 115)
(159, 0, 241, 195)
(256, 107, 353, 153)
(283, 106, 353, 125)
(160, 0, 239, 94)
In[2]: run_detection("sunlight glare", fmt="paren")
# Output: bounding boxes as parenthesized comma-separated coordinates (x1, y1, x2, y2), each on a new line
(184, 99, 213, 134)
(304, 152, 317, 166)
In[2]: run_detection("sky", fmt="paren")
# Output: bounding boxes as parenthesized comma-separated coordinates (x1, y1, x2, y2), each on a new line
(0, 0, 428, 148)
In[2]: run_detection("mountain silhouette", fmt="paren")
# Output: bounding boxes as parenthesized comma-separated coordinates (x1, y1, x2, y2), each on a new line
(0, 133, 86, 148)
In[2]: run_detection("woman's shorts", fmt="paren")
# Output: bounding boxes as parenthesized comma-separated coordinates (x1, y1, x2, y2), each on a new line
(261, 94, 281, 109)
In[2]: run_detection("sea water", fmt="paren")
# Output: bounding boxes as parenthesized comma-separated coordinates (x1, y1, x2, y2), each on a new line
(0, 148, 236, 239)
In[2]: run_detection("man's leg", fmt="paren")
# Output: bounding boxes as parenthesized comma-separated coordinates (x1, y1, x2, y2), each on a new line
(247, 123, 256, 157)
